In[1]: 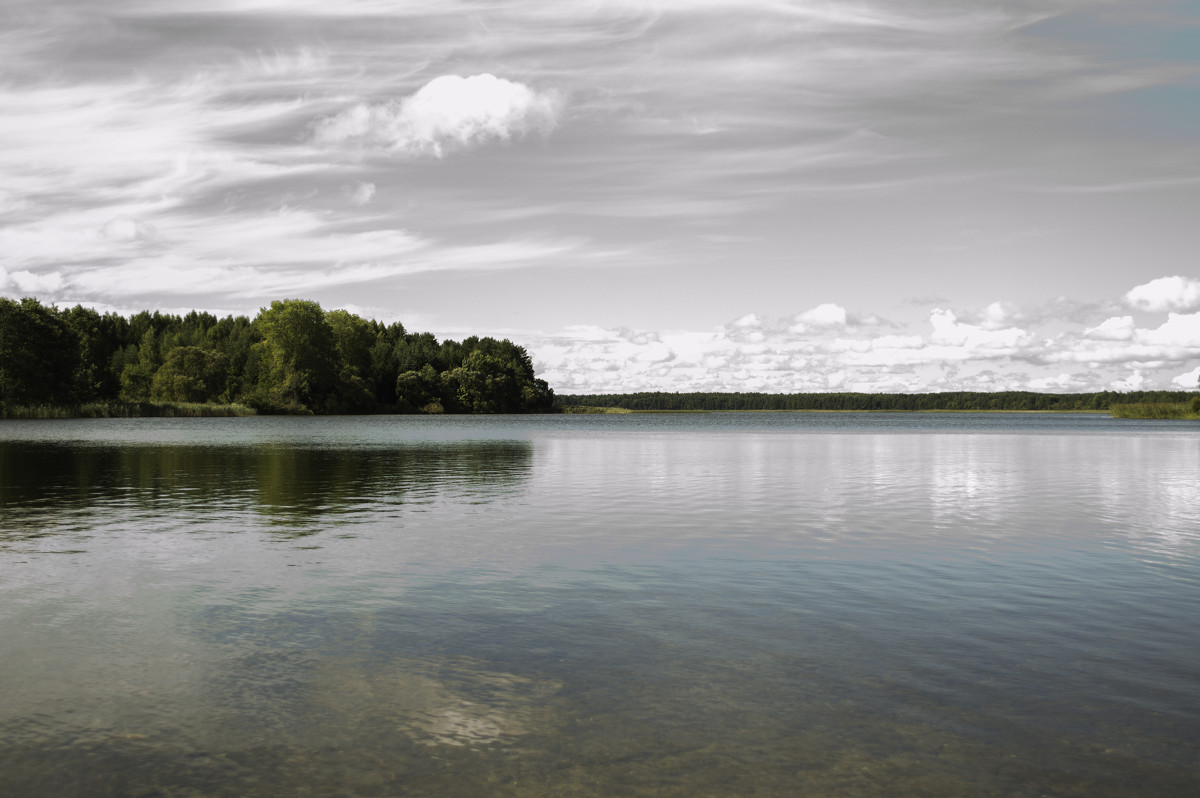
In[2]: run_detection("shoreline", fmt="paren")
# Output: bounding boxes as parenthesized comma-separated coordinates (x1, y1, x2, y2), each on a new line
(5, 403, 1198, 421)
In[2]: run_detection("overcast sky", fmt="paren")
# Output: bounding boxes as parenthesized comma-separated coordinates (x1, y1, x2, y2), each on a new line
(3, 0, 1199, 393)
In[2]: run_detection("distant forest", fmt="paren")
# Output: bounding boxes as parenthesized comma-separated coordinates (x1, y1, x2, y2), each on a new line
(0, 297, 553, 415)
(555, 390, 1197, 412)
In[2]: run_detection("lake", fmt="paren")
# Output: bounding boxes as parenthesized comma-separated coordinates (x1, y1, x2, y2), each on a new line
(1, 413, 1197, 797)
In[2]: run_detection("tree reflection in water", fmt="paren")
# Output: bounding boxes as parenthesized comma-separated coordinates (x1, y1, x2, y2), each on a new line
(0, 440, 533, 540)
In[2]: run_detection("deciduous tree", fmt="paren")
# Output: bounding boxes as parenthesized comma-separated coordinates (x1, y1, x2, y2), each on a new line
(0, 298, 80, 405)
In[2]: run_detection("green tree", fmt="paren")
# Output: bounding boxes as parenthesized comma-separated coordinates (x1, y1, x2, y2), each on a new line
(326, 309, 376, 411)
(442, 350, 524, 414)
(119, 329, 163, 401)
(521, 377, 555, 412)
(253, 299, 337, 412)
(367, 321, 407, 406)
(149, 346, 229, 403)
(0, 297, 81, 405)
(395, 363, 442, 412)
(59, 305, 127, 401)
(205, 314, 259, 400)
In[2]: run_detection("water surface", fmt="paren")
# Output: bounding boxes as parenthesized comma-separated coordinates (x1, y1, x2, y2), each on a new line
(1, 413, 1198, 796)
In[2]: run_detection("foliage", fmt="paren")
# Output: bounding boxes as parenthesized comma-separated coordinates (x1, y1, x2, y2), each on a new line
(60, 304, 127, 400)
(326, 309, 377, 412)
(0, 297, 81, 405)
(395, 364, 440, 412)
(1, 295, 554, 416)
(442, 351, 524, 413)
(150, 346, 229, 403)
(253, 300, 339, 412)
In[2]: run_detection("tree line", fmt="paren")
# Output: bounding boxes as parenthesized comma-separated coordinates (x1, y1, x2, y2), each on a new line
(0, 297, 554, 415)
(554, 390, 1197, 412)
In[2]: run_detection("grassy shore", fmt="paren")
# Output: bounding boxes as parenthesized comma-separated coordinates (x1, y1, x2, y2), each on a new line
(1109, 402, 1200, 420)
(0, 401, 256, 419)
(560, 405, 634, 414)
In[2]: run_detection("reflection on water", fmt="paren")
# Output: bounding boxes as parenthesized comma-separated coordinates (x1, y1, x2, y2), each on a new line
(0, 415, 1198, 796)
(307, 655, 561, 748)
(0, 439, 531, 540)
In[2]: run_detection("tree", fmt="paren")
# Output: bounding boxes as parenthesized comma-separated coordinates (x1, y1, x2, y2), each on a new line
(442, 350, 524, 413)
(368, 321, 407, 407)
(326, 309, 377, 411)
(150, 346, 229, 403)
(253, 300, 338, 411)
(521, 377, 555, 412)
(0, 298, 81, 405)
(395, 364, 441, 412)
(2, 294, 557, 414)
(60, 305, 127, 401)
(206, 314, 259, 399)
(119, 329, 163, 401)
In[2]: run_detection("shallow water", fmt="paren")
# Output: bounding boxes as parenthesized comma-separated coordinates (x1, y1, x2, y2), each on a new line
(1, 413, 1198, 796)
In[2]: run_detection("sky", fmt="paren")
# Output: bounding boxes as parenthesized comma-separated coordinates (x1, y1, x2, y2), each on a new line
(2, 0, 1200, 394)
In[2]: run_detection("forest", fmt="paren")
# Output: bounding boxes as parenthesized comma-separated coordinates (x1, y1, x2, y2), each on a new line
(554, 390, 1198, 412)
(0, 297, 554, 415)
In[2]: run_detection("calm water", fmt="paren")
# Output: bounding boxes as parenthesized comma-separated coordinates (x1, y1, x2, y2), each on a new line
(1, 413, 1198, 797)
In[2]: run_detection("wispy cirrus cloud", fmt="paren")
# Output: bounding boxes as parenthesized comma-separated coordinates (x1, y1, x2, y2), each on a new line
(2, 1, 1198, 393)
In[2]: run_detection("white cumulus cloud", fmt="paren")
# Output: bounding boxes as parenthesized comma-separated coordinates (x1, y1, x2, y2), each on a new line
(1084, 315, 1135, 341)
(730, 313, 763, 329)
(9, 270, 66, 294)
(1135, 312, 1200, 348)
(1110, 370, 1149, 391)
(1171, 366, 1200, 389)
(928, 309, 1027, 350)
(313, 74, 562, 157)
(1124, 276, 1200, 313)
(790, 302, 847, 332)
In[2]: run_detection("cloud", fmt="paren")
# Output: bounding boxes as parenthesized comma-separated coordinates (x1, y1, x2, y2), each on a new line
(1028, 373, 1088, 392)
(729, 313, 762, 329)
(1171, 366, 1200, 390)
(313, 74, 562, 156)
(531, 277, 1200, 394)
(790, 303, 847, 332)
(7, 270, 66, 294)
(928, 309, 1028, 350)
(1110, 370, 1149, 391)
(976, 301, 1020, 331)
(342, 181, 377, 206)
(1136, 312, 1200, 348)
(1084, 316, 1135, 341)
(3, 1, 1198, 388)
(1124, 276, 1200, 314)
(100, 216, 157, 243)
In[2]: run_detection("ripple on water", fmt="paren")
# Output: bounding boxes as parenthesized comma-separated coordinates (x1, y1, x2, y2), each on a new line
(1, 415, 1198, 796)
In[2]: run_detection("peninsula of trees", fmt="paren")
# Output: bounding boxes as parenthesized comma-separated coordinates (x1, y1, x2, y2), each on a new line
(0, 297, 553, 416)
